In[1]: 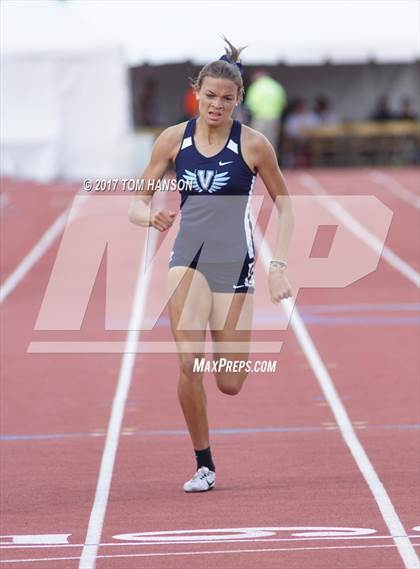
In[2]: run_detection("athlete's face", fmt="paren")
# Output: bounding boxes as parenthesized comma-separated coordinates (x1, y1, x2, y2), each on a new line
(197, 77, 238, 126)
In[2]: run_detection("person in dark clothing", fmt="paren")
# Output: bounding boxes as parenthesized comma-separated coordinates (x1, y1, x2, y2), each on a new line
(398, 97, 418, 121)
(371, 96, 394, 121)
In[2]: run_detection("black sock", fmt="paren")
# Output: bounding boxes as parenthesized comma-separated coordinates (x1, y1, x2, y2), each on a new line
(195, 446, 216, 472)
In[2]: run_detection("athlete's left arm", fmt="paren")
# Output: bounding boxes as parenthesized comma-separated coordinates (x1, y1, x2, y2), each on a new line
(253, 135, 294, 302)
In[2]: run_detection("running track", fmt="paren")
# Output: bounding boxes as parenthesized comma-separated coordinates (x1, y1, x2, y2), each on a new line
(0, 168, 419, 569)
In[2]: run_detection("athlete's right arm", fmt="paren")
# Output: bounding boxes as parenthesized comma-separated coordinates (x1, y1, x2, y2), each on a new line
(128, 125, 182, 230)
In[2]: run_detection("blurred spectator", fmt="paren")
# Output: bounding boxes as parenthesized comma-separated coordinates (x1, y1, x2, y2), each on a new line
(371, 95, 394, 121)
(398, 96, 418, 121)
(183, 85, 199, 119)
(283, 98, 318, 140)
(282, 98, 319, 168)
(139, 78, 159, 126)
(245, 70, 287, 150)
(314, 95, 340, 125)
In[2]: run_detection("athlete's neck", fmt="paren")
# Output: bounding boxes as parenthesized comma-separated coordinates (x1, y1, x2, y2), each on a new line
(195, 116, 233, 146)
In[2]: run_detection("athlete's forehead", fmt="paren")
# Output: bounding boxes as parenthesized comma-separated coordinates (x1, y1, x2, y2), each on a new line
(200, 76, 238, 96)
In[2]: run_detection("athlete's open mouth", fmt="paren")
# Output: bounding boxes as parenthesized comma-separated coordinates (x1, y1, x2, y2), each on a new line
(209, 111, 222, 118)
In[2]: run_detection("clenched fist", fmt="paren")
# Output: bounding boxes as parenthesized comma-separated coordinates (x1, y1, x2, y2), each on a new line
(268, 266, 293, 303)
(150, 210, 177, 232)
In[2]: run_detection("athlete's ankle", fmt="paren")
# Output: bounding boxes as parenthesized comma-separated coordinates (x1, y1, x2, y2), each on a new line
(194, 446, 216, 472)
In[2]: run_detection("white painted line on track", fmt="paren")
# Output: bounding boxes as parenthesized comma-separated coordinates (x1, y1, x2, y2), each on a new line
(2, 542, 420, 564)
(78, 225, 159, 569)
(3, 533, 420, 549)
(368, 170, 420, 210)
(0, 195, 90, 304)
(299, 173, 420, 288)
(255, 226, 420, 569)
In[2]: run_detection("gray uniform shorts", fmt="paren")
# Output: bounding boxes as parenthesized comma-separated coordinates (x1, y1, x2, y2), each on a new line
(169, 249, 255, 294)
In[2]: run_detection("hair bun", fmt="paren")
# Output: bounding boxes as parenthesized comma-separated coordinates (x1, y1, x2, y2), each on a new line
(219, 54, 244, 75)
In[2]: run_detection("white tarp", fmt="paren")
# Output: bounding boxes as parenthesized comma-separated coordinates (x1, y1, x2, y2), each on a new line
(0, 0, 144, 182)
(69, 0, 420, 66)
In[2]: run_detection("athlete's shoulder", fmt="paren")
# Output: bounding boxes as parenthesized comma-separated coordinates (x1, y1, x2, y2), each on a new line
(241, 124, 272, 152)
(152, 121, 188, 161)
(240, 124, 275, 171)
(156, 122, 188, 147)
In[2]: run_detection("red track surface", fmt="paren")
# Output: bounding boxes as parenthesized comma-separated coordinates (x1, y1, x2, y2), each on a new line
(1, 168, 419, 568)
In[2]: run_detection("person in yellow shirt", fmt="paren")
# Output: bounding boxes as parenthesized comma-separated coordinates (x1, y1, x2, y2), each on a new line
(245, 70, 287, 152)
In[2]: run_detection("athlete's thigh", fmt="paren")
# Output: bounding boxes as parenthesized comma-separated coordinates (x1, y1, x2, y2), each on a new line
(168, 266, 212, 352)
(209, 292, 253, 359)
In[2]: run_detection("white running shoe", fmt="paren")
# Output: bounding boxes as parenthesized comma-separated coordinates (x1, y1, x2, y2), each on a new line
(183, 466, 216, 493)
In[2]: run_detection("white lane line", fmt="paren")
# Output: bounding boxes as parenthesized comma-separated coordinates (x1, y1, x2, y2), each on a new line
(368, 170, 420, 210)
(2, 542, 420, 563)
(299, 173, 420, 288)
(78, 227, 158, 569)
(0, 195, 89, 304)
(255, 226, 420, 569)
(3, 533, 420, 549)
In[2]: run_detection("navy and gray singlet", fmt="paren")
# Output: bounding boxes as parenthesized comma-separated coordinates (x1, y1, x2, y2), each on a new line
(169, 117, 256, 293)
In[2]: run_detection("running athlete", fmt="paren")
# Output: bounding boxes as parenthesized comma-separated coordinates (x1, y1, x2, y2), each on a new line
(129, 38, 294, 492)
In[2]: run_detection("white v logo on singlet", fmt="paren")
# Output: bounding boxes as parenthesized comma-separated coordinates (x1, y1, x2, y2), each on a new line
(182, 169, 231, 193)
(197, 170, 214, 191)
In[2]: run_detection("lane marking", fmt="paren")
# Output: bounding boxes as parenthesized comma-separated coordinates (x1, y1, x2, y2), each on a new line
(3, 533, 420, 550)
(78, 226, 158, 569)
(26, 312, 419, 351)
(299, 173, 420, 288)
(368, 170, 420, 210)
(255, 226, 420, 569)
(113, 526, 376, 542)
(1, 542, 420, 563)
(0, 195, 89, 304)
(1, 423, 419, 442)
(0, 535, 71, 546)
(26, 302, 420, 352)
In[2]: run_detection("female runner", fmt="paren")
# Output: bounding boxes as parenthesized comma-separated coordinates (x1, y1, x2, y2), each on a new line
(129, 38, 294, 492)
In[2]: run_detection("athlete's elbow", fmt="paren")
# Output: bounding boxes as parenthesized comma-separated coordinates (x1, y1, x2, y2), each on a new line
(276, 195, 294, 221)
(128, 202, 139, 225)
(128, 201, 147, 227)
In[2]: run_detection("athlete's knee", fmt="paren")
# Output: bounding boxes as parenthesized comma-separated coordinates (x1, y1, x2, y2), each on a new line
(217, 382, 242, 396)
(179, 354, 204, 380)
(215, 370, 247, 396)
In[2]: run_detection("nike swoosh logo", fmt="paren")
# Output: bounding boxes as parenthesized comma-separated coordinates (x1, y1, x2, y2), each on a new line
(233, 284, 247, 289)
(219, 160, 233, 166)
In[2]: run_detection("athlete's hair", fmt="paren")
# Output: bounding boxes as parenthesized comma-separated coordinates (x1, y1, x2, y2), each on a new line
(192, 36, 246, 102)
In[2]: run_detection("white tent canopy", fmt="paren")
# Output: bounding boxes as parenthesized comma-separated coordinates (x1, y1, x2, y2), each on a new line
(69, 0, 420, 66)
(0, 0, 143, 182)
